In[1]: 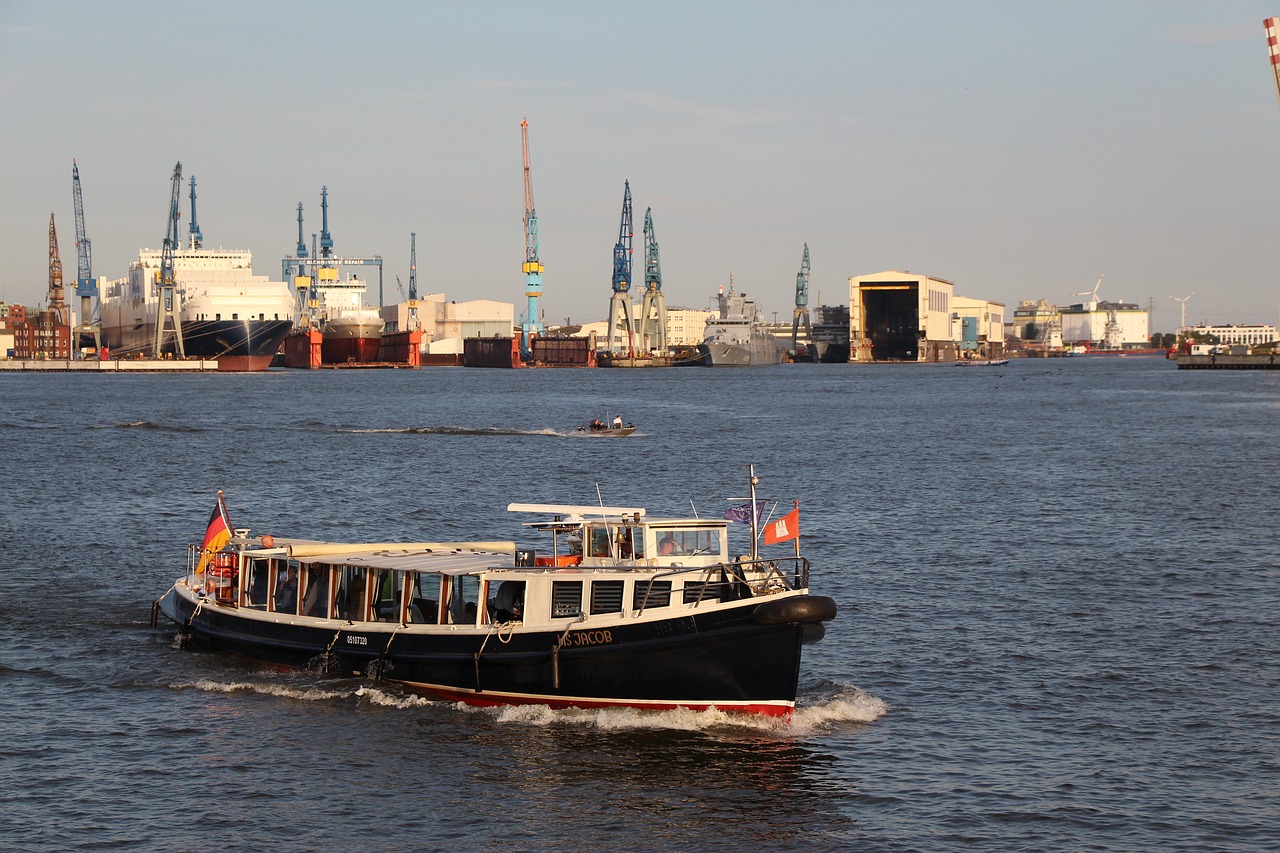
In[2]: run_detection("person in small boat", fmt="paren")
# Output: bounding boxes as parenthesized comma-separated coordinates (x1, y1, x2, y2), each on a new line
(588, 419, 605, 431)
(613, 414, 623, 429)
(275, 566, 298, 613)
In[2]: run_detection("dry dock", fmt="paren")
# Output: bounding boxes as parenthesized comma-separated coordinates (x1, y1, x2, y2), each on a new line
(0, 359, 222, 373)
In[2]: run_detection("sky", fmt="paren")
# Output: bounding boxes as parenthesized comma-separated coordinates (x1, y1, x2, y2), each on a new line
(3, 0, 1280, 332)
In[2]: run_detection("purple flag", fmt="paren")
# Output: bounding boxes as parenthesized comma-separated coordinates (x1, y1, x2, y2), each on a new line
(723, 502, 760, 524)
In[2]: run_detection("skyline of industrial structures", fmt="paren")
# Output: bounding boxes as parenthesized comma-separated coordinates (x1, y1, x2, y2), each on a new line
(5, 3, 1280, 331)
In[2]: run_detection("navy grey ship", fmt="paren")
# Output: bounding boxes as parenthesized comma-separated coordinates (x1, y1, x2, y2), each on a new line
(697, 278, 785, 366)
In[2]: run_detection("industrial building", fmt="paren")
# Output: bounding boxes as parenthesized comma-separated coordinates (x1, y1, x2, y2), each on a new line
(848, 271, 958, 362)
(1059, 300, 1149, 348)
(951, 296, 1006, 358)
(1184, 323, 1278, 347)
(381, 295, 515, 357)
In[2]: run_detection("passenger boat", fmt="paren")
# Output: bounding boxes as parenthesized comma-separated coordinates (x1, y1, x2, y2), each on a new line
(954, 358, 1009, 367)
(154, 471, 836, 717)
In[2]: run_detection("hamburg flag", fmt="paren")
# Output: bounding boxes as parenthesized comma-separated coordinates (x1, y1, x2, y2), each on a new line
(763, 506, 799, 545)
(195, 492, 232, 575)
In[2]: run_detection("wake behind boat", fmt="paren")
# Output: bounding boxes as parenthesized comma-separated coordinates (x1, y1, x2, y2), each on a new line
(153, 471, 835, 717)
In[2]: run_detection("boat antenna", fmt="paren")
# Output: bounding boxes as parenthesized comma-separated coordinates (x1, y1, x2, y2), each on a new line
(688, 498, 700, 518)
(596, 482, 605, 509)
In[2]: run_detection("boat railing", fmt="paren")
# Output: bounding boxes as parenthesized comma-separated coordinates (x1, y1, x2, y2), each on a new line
(634, 556, 810, 614)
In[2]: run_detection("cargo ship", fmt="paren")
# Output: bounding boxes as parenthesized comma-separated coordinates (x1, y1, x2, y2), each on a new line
(807, 305, 850, 363)
(99, 247, 294, 371)
(697, 279, 785, 367)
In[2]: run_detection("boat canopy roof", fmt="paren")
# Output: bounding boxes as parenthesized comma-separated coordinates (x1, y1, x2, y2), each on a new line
(243, 537, 516, 575)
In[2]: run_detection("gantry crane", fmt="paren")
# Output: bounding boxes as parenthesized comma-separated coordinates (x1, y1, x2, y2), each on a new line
(48, 213, 68, 328)
(636, 207, 668, 353)
(519, 118, 546, 357)
(71, 160, 100, 353)
(408, 232, 419, 332)
(188, 175, 203, 249)
(282, 190, 384, 326)
(605, 181, 636, 355)
(155, 162, 186, 358)
(791, 243, 811, 354)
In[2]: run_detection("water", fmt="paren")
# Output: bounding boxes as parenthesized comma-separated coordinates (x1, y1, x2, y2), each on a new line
(1, 359, 1276, 851)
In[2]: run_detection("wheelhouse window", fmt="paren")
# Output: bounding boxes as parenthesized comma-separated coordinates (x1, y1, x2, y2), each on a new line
(655, 527, 722, 558)
(590, 581, 624, 615)
(369, 568, 404, 623)
(552, 581, 583, 618)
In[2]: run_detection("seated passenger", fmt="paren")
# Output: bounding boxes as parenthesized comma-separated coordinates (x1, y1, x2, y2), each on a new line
(274, 567, 299, 613)
(493, 581, 525, 622)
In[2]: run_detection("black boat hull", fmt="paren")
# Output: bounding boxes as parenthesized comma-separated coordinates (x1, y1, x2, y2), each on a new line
(159, 587, 817, 716)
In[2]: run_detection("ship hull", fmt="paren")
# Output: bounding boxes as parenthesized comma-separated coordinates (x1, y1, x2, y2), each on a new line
(100, 318, 293, 370)
(698, 337, 783, 367)
(322, 317, 384, 363)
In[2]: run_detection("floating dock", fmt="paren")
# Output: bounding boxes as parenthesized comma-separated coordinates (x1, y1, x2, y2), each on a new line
(1175, 354, 1280, 370)
(0, 359, 222, 373)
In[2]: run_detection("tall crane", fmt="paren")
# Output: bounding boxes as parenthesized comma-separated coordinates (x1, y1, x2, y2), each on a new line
(408, 232, 419, 332)
(791, 243, 811, 354)
(637, 207, 668, 353)
(605, 180, 636, 355)
(155, 162, 186, 358)
(188, 175, 203, 249)
(295, 203, 308, 259)
(47, 213, 68, 327)
(519, 118, 545, 357)
(71, 160, 100, 353)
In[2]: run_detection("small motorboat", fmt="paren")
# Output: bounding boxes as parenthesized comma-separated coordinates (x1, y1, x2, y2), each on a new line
(153, 468, 835, 717)
(954, 358, 1009, 367)
(577, 418, 637, 436)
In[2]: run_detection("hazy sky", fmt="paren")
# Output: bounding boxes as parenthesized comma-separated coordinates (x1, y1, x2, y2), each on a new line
(3, 1, 1280, 331)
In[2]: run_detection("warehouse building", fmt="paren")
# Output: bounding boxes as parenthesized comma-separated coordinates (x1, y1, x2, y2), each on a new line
(848, 271, 957, 362)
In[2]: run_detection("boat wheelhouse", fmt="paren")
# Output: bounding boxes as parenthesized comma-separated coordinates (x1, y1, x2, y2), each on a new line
(156, 486, 835, 717)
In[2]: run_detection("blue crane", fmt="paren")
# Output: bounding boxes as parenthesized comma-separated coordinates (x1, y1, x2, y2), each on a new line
(408, 232, 419, 332)
(320, 186, 333, 258)
(295, 203, 308, 258)
(188, 175, 203, 249)
(519, 118, 545, 357)
(71, 160, 100, 352)
(637, 206, 668, 353)
(605, 181, 636, 354)
(791, 243, 812, 355)
(155, 162, 186, 358)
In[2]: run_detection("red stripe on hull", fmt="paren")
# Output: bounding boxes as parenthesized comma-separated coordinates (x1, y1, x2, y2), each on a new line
(404, 682, 795, 719)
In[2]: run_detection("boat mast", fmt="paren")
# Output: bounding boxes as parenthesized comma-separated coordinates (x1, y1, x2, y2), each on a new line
(748, 464, 760, 561)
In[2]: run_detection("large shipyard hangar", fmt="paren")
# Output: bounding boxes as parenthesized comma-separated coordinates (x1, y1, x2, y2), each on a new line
(849, 271, 957, 362)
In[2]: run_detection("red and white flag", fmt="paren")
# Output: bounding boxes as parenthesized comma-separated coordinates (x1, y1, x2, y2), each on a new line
(763, 506, 799, 545)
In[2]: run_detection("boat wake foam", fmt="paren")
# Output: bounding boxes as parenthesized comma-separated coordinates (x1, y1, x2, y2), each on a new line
(101, 420, 204, 432)
(339, 426, 563, 437)
(171, 678, 887, 736)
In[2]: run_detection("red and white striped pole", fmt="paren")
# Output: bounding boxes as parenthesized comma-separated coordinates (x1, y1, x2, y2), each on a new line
(1264, 18, 1280, 113)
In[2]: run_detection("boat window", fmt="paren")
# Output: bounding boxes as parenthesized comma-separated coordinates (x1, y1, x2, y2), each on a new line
(628, 529, 645, 559)
(242, 557, 271, 610)
(448, 575, 481, 625)
(682, 581, 721, 604)
(336, 566, 368, 621)
(272, 560, 300, 614)
(587, 526, 611, 558)
(409, 572, 440, 624)
(370, 568, 403, 623)
(657, 528, 722, 557)
(590, 581, 624, 615)
(551, 581, 584, 618)
(302, 564, 331, 618)
(633, 580, 671, 611)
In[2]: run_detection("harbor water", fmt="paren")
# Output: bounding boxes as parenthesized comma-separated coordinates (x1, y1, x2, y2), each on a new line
(1, 358, 1276, 851)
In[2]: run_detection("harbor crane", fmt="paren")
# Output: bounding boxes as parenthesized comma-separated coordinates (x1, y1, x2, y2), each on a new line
(519, 118, 546, 357)
(637, 207, 668, 353)
(188, 175, 203, 249)
(791, 243, 811, 354)
(71, 160, 100, 353)
(605, 180, 636, 355)
(155, 161, 186, 358)
(1265, 18, 1280, 111)
(281, 189, 384, 325)
(47, 213, 68, 327)
(408, 232, 419, 332)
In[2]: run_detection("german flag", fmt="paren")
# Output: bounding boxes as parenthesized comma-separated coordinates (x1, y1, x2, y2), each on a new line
(195, 491, 233, 575)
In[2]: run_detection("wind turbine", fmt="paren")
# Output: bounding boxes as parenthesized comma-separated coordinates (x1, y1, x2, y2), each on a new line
(1169, 292, 1196, 332)
(1075, 274, 1104, 308)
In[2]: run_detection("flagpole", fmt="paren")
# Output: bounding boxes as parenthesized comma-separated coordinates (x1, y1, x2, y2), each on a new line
(748, 464, 759, 562)
(792, 499, 800, 560)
